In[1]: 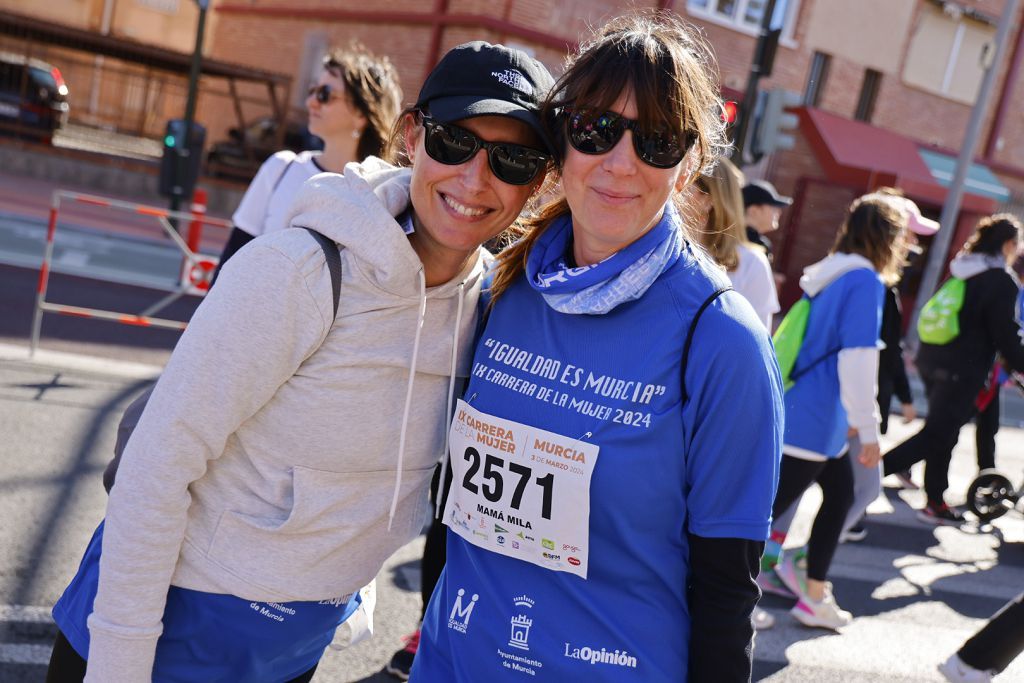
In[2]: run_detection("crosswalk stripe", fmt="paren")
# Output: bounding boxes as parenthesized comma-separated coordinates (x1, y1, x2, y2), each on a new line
(0, 605, 52, 623)
(0, 642, 52, 666)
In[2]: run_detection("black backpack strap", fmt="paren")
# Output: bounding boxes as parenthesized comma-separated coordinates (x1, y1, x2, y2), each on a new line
(305, 228, 342, 319)
(681, 286, 732, 403)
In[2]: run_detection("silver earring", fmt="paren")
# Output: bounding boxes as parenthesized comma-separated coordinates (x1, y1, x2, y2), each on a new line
(351, 129, 361, 139)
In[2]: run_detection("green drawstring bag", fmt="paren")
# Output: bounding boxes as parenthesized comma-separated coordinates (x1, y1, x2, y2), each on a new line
(772, 296, 811, 391)
(917, 277, 966, 345)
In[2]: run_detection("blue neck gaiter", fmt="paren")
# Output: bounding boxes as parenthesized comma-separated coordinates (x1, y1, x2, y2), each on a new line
(525, 202, 683, 314)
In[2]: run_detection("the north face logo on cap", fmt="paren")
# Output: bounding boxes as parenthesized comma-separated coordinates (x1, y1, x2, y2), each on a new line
(491, 69, 533, 95)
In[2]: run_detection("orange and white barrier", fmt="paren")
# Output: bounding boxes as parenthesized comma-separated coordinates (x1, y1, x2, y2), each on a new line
(30, 189, 232, 356)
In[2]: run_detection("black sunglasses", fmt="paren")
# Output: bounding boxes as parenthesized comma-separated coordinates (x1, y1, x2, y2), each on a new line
(419, 115, 549, 186)
(307, 84, 343, 105)
(565, 108, 696, 169)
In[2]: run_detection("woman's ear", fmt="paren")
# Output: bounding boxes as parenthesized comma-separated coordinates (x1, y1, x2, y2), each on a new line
(676, 149, 702, 193)
(402, 113, 420, 164)
(674, 173, 691, 194)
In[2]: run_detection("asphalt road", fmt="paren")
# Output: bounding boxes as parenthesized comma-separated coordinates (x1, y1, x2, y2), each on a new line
(3, 344, 1024, 682)
(3, 211, 1024, 681)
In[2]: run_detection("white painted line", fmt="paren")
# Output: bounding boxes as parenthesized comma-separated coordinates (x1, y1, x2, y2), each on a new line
(0, 642, 52, 665)
(0, 605, 52, 623)
(0, 342, 163, 379)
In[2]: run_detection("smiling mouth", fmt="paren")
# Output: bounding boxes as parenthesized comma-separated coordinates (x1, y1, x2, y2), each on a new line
(442, 192, 489, 218)
(593, 187, 637, 203)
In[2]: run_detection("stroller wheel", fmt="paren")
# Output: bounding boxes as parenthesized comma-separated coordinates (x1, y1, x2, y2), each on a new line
(967, 470, 1016, 522)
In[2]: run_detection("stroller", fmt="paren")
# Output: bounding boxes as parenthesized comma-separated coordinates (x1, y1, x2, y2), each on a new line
(965, 365, 1024, 523)
(967, 468, 1024, 522)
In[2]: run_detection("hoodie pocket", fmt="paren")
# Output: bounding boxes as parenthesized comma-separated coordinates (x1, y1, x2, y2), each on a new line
(206, 464, 434, 598)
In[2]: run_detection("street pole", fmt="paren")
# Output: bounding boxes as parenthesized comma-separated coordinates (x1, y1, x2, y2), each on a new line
(907, 0, 1020, 349)
(733, 0, 779, 164)
(170, 0, 208, 221)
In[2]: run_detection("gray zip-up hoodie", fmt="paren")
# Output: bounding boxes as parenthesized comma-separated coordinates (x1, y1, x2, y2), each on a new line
(86, 158, 488, 682)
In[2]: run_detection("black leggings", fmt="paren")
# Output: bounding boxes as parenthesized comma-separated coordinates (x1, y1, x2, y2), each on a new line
(975, 381, 1000, 472)
(45, 630, 319, 683)
(884, 368, 981, 505)
(959, 591, 1024, 674)
(771, 454, 854, 582)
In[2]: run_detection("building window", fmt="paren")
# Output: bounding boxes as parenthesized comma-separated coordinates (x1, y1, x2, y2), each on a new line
(135, 0, 181, 13)
(854, 69, 881, 122)
(804, 51, 830, 107)
(903, 3, 995, 104)
(687, 0, 801, 38)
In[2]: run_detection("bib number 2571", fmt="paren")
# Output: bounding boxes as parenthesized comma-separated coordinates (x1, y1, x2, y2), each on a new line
(460, 447, 553, 520)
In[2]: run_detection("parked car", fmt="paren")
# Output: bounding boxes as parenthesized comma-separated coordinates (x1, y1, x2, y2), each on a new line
(206, 116, 322, 180)
(0, 52, 69, 144)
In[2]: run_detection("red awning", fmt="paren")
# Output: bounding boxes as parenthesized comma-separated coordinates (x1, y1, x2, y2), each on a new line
(799, 107, 997, 213)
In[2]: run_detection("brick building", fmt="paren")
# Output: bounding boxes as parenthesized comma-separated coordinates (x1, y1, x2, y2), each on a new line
(206, 0, 1024, 309)
(0, 0, 218, 134)
(3, 0, 1022, 309)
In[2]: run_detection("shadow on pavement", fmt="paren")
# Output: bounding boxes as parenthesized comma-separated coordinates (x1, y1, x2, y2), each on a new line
(349, 670, 402, 683)
(9, 376, 153, 607)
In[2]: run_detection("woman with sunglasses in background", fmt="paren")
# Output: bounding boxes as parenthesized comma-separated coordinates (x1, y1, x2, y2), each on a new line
(412, 13, 782, 682)
(213, 45, 402, 277)
(45, 42, 553, 683)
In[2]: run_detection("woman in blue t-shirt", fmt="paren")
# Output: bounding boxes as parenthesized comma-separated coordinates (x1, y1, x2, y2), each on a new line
(767, 193, 909, 631)
(411, 12, 783, 683)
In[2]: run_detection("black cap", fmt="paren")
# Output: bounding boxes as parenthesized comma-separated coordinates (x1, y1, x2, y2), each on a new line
(742, 180, 792, 208)
(415, 41, 555, 152)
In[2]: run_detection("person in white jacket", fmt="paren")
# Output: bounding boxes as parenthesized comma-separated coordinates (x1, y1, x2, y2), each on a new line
(764, 192, 909, 630)
(45, 41, 554, 683)
(691, 157, 780, 330)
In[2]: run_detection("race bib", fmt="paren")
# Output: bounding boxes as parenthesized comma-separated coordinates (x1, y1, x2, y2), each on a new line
(443, 399, 599, 579)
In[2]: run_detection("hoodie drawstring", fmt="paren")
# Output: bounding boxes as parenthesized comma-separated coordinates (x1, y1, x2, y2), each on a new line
(389, 268, 428, 531)
(435, 282, 465, 519)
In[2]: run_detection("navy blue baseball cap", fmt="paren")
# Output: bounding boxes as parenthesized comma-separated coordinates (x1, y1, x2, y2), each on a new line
(415, 41, 555, 150)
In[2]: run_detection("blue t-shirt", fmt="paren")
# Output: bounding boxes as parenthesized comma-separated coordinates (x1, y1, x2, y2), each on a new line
(53, 522, 360, 683)
(412, 245, 783, 682)
(783, 268, 884, 457)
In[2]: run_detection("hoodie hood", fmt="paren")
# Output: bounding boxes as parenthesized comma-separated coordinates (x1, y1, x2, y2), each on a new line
(285, 156, 488, 298)
(949, 252, 1008, 280)
(800, 252, 875, 297)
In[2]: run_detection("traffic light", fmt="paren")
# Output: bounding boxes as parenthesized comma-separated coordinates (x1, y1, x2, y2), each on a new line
(753, 88, 801, 157)
(159, 118, 206, 200)
(721, 100, 739, 126)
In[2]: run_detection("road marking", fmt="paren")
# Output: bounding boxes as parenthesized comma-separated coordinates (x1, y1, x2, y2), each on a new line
(0, 342, 163, 379)
(0, 642, 52, 665)
(0, 605, 52, 623)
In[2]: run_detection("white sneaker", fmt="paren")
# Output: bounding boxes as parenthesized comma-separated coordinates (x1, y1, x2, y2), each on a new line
(753, 606, 775, 630)
(774, 548, 808, 599)
(938, 653, 994, 683)
(790, 583, 852, 631)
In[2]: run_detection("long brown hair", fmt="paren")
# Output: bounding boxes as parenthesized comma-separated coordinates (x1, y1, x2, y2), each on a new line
(693, 157, 748, 270)
(831, 192, 909, 284)
(488, 11, 728, 303)
(323, 45, 403, 161)
(963, 213, 1023, 256)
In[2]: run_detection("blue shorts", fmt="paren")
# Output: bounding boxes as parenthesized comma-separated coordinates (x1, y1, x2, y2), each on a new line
(53, 522, 359, 683)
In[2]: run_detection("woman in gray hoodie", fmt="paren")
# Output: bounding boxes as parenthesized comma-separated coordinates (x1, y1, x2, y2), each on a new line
(46, 42, 554, 683)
